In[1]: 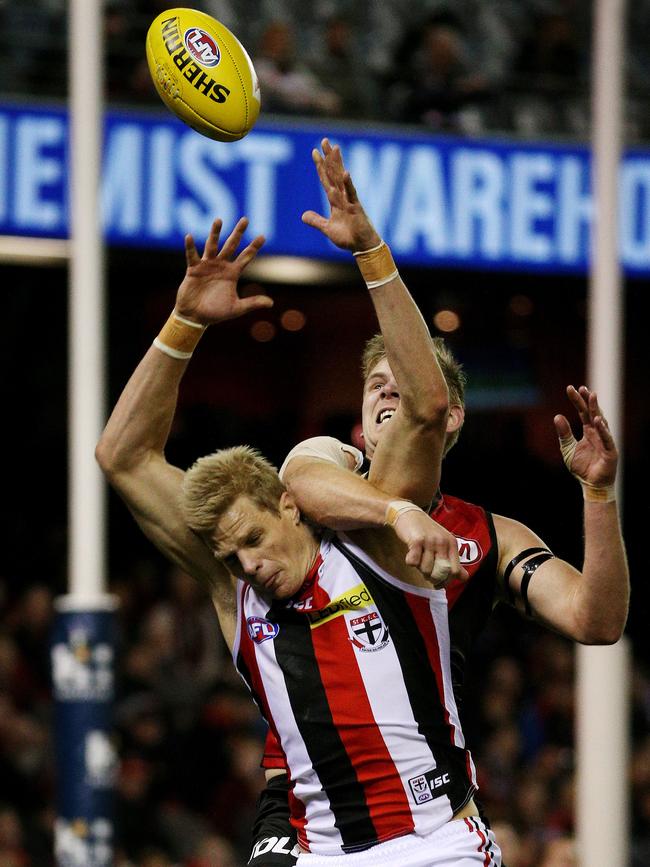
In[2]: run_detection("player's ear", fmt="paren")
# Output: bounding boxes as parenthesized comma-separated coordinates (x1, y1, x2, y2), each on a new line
(447, 404, 465, 434)
(279, 491, 301, 524)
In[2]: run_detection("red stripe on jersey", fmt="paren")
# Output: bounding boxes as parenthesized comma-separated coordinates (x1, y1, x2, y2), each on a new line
(289, 786, 309, 851)
(404, 593, 457, 747)
(310, 611, 414, 840)
(262, 727, 285, 769)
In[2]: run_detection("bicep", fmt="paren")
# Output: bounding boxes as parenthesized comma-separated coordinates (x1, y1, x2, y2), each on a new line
(108, 454, 225, 590)
(494, 513, 581, 638)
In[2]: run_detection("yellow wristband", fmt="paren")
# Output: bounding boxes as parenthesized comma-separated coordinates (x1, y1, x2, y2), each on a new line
(384, 499, 424, 527)
(153, 311, 206, 360)
(582, 483, 616, 503)
(353, 241, 399, 289)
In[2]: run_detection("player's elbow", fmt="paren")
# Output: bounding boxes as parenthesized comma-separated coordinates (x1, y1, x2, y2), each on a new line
(404, 394, 449, 433)
(95, 434, 133, 482)
(575, 614, 627, 646)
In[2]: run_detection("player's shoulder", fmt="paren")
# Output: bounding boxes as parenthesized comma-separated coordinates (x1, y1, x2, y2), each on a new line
(280, 436, 363, 479)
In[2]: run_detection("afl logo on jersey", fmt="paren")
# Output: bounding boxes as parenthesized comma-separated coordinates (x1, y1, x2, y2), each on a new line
(348, 610, 390, 652)
(247, 616, 279, 643)
(184, 28, 221, 67)
(456, 536, 482, 565)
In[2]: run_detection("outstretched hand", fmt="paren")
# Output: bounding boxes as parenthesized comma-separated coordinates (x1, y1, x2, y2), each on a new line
(175, 217, 272, 325)
(554, 385, 618, 488)
(302, 138, 380, 253)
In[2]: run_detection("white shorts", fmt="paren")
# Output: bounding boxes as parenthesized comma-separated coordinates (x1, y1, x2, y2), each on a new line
(297, 817, 501, 867)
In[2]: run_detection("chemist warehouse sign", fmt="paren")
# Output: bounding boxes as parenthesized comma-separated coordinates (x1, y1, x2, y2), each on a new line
(2, 101, 650, 274)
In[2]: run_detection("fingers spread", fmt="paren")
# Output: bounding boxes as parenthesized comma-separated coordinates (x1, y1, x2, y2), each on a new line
(594, 416, 616, 450)
(220, 217, 249, 259)
(203, 218, 222, 258)
(236, 235, 266, 268)
(301, 210, 328, 231)
(185, 234, 200, 266)
(238, 293, 274, 313)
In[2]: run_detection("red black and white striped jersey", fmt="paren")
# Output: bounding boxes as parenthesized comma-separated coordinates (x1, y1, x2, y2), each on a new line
(234, 530, 477, 855)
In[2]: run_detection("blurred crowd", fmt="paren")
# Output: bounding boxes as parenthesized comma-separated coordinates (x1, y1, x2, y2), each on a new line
(2, 0, 650, 140)
(1, 565, 649, 866)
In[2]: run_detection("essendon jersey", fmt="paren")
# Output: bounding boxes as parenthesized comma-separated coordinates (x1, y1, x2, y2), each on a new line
(234, 531, 477, 855)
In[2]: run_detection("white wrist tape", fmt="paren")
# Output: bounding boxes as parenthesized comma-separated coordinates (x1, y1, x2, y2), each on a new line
(153, 311, 206, 359)
(384, 499, 424, 527)
(353, 241, 399, 289)
(558, 434, 616, 503)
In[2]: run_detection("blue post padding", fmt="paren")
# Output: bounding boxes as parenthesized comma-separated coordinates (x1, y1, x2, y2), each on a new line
(52, 601, 117, 867)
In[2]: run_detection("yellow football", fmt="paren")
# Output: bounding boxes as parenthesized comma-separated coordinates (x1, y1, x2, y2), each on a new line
(146, 8, 260, 142)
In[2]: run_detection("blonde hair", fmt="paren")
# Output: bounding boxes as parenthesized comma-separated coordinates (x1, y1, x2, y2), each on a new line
(181, 445, 285, 538)
(361, 333, 467, 453)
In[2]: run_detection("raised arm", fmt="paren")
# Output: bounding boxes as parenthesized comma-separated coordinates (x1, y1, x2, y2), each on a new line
(281, 438, 465, 584)
(96, 218, 270, 614)
(495, 385, 629, 644)
(302, 139, 449, 506)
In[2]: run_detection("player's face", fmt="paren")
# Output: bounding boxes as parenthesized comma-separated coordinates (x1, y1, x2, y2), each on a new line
(361, 357, 400, 459)
(211, 495, 318, 599)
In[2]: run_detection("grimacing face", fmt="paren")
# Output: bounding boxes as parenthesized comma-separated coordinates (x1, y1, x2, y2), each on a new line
(211, 494, 319, 599)
(361, 356, 463, 459)
(360, 357, 401, 459)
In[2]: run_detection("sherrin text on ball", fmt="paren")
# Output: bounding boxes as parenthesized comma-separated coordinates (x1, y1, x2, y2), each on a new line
(146, 8, 260, 142)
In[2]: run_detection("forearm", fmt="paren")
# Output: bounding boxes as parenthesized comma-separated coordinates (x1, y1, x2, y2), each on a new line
(574, 500, 629, 643)
(96, 344, 189, 476)
(366, 272, 449, 424)
(286, 460, 391, 530)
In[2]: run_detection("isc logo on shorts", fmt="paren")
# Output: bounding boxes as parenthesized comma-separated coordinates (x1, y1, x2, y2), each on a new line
(408, 768, 452, 804)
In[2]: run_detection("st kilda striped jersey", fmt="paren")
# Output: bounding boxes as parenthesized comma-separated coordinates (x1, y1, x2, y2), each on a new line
(234, 529, 478, 855)
(260, 492, 499, 779)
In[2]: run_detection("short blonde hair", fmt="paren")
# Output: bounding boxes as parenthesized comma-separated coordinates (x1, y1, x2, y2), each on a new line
(181, 445, 285, 538)
(361, 334, 467, 453)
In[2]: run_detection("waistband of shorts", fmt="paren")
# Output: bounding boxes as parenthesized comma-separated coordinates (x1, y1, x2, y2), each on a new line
(301, 814, 483, 862)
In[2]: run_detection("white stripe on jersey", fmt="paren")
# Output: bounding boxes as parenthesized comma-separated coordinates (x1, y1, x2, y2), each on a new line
(238, 583, 345, 851)
(321, 542, 454, 836)
(336, 533, 467, 750)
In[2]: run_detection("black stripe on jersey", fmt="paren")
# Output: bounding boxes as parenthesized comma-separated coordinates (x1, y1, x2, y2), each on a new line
(448, 511, 498, 717)
(331, 539, 473, 813)
(267, 603, 377, 852)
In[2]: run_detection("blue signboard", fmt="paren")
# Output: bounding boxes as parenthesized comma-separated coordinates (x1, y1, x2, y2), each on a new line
(2, 100, 650, 274)
(52, 598, 117, 867)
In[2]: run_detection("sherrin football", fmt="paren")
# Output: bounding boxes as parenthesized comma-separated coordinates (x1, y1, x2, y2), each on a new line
(146, 8, 260, 142)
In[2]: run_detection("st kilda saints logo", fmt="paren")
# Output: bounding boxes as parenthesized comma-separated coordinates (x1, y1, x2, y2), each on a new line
(347, 610, 389, 653)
